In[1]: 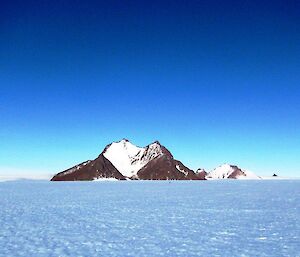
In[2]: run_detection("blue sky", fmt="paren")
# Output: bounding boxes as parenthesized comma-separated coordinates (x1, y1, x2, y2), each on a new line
(1, 0, 299, 178)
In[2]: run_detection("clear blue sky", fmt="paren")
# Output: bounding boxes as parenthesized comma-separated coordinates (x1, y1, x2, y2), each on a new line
(1, 0, 299, 178)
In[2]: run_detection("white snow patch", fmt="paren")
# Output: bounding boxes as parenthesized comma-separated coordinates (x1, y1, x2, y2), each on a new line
(93, 177, 118, 181)
(103, 140, 163, 178)
(206, 164, 236, 179)
(238, 170, 261, 180)
(176, 165, 188, 176)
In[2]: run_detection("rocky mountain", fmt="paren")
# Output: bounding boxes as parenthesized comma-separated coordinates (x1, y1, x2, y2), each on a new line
(195, 168, 207, 180)
(205, 164, 260, 179)
(51, 155, 126, 181)
(51, 139, 205, 181)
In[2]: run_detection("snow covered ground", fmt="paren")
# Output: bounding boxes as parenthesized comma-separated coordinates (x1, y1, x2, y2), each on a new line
(0, 180, 299, 257)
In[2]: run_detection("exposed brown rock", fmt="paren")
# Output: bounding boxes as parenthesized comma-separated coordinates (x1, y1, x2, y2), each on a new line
(195, 169, 207, 180)
(137, 145, 205, 180)
(51, 155, 126, 181)
(227, 165, 246, 179)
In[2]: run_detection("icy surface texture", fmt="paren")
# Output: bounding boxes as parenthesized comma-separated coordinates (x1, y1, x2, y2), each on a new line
(0, 180, 299, 256)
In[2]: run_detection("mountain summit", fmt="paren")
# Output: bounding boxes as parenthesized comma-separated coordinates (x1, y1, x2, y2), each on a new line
(51, 140, 205, 181)
(102, 139, 164, 178)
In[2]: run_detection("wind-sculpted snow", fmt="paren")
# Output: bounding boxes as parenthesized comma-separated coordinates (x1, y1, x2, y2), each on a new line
(0, 180, 299, 256)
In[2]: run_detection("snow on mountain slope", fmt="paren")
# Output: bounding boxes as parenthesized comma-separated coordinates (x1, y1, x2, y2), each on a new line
(238, 169, 261, 179)
(93, 177, 119, 181)
(103, 139, 163, 178)
(206, 164, 260, 179)
(176, 164, 188, 176)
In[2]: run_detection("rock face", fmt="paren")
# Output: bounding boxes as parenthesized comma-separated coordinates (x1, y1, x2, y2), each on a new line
(195, 168, 207, 180)
(51, 155, 126, 181)
(206, 164, 260, 179)
(51, 139, 205, 181)
(137, 145, 200, 180)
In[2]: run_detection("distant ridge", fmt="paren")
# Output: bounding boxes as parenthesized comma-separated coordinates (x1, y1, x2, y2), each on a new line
(205, 164, 261, 180)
